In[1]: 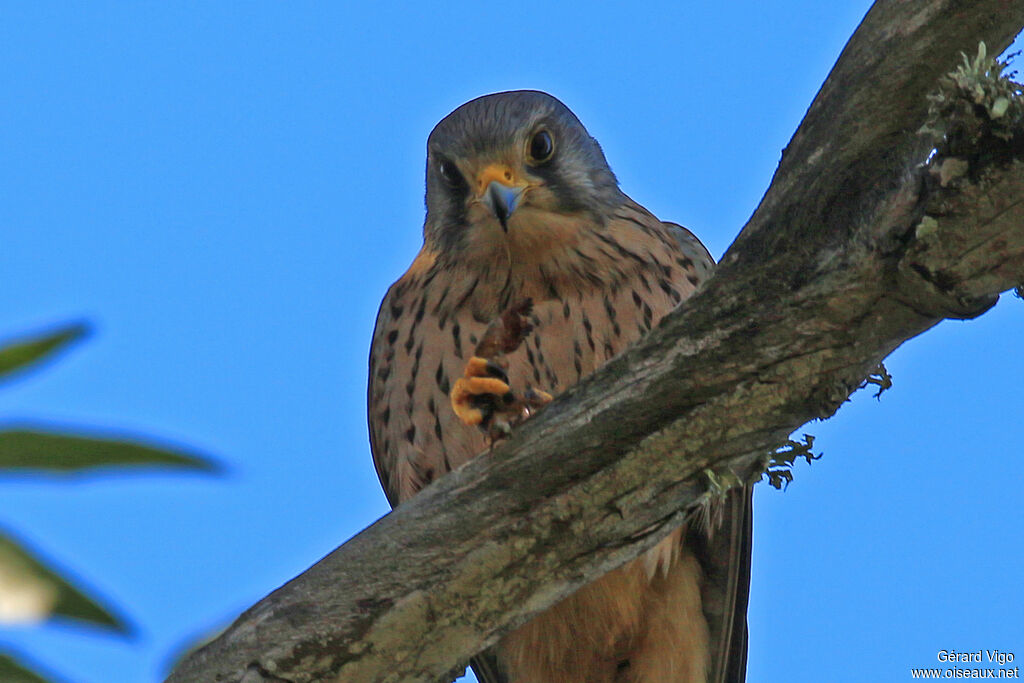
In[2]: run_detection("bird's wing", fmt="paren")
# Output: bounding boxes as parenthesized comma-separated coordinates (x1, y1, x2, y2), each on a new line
(367, 247, 450, 507)
(367, 279, 405, 508)
(662, 220, 716, 281)
(694, 484, 753, 683)
(470, 650, 509, 683)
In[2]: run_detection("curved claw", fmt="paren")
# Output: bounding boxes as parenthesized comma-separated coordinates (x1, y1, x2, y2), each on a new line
(449, 299, 549, 439)
(450, 356, 514, 427)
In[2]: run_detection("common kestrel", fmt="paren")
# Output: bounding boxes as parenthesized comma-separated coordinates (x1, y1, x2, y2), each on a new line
(368, 90, 751, 683)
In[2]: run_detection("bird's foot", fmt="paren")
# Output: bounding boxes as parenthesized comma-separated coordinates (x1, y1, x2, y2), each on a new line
(521, 386, 554, 412)
(449, 298, 551, 442)
(450, 356, 516, 429)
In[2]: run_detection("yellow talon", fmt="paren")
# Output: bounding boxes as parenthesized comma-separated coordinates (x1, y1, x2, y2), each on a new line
(451, 377, 485, 426)
(464, 356, 491, 377)
(525, 387, 553, 406)
(450, 376, 512, 426)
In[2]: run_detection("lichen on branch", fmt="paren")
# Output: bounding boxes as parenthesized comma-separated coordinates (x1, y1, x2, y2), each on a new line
(920, 42, 1024, 151)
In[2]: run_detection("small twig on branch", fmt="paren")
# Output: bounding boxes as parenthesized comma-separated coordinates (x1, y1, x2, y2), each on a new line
(764, 434, 821, 491)
(860, 363, 894, 400)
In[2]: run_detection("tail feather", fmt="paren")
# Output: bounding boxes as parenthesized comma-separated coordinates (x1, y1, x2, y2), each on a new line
(470, 649, 509, 683)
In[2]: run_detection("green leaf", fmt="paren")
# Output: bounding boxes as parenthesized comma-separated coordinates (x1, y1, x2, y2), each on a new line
(0, 322, 90, 384)
(0, 427, 220, 475)
(0, 530, 129, 632)
(0, 652, 61, 683)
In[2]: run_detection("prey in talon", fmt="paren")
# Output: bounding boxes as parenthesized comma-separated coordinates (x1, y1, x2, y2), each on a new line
(450, 298, 553, 442)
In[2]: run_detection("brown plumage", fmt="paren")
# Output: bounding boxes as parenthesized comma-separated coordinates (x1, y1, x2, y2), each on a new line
(368, 90, 751, 683)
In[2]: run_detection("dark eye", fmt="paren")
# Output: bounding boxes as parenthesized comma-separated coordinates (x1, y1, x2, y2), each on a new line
(527, 129, 554, 164)
(438, 158, 463, 187)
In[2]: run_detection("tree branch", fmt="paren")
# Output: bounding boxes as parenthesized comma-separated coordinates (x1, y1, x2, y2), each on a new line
(167, 2, 1024, 681)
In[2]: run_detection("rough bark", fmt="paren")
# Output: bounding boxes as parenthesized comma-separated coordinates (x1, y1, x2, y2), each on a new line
(167, 1, 1024, 681)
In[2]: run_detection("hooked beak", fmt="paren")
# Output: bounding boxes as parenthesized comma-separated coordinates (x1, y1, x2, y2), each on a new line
(477, 164, 526, 232)
(483, 182, 525, 232)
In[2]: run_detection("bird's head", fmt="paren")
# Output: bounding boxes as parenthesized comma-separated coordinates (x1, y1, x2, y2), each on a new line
(423, 90, 623, 256)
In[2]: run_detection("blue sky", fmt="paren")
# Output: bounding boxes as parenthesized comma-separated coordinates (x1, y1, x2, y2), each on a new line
(1, 3, 1021, 681)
